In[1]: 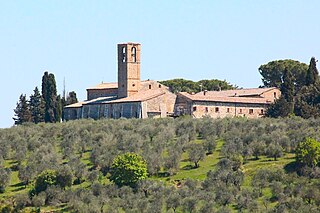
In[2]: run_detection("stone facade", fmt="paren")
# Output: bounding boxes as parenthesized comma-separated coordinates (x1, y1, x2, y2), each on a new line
(64, 42, 177, 121)
(175, 88, 280, 118)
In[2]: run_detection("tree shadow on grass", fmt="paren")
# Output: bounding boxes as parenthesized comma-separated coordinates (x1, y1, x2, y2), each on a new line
(284, 161, 300, 174)
(182, 164, 195, 170)
(10, 182, 26, 192)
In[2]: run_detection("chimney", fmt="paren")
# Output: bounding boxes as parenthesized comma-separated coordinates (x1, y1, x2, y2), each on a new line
(203, 90, 208, 95)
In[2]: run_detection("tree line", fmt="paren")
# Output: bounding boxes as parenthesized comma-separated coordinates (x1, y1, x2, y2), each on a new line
(13, 71, 78, 125)
(159, 79, 236, 93)
(259, 57, 320, 118)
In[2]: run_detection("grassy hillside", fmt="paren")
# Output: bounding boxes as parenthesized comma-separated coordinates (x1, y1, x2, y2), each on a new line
(0, 117, 319, 212)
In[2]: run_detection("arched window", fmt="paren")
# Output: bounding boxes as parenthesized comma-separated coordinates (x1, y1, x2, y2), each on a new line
(132, 47, 136, 62)
(122, 47, 126, 62)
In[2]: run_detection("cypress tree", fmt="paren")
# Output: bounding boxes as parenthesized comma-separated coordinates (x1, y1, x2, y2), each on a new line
(306, 57, 319, 86)
(55, 95, 62, 122)
(281, 69, 294, 102)
(13, 94, 32, 125)
(41, 72, 58, 123)
(29, 87, 45, 124)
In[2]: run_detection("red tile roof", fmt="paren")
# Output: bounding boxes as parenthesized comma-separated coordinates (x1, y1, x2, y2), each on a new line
(179, 91, 275, 104)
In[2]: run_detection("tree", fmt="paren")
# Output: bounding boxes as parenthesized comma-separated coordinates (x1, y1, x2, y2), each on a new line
(159, 78, 235, 93)
(0, 168, 11, 193)
(66, 91, 78, 105)
(296, 138, 320, 167)
(42, 72, 57, 123)
(294, 81, 320, 118)
(29, 87, 45, 124)
(187, 143, 206, 168)
(109, 153, 148, 187)
(306, 57, 319, 86)
(34, 170, 57, 194)
(266, 68, 295, 118)
(259, 59, 308, 89)
(13, 94, 32, 125)
(56, 165, 73, 189)
(55, 95, 62, 122)
(266, 143, 283, 161)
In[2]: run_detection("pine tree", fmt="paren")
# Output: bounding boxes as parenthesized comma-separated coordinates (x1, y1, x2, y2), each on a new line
(42, 72, 57, 123)
(13, 94, 32, 125)
(29, 87, 45, 124)
(306, 57, 319, 86)
(66, 91, 78, 105)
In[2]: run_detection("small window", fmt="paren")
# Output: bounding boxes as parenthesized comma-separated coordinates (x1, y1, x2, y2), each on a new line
(149, 85, 152, 89)
(249, 109, 254, 114)
(261, 109, 264, 115)
(132, 47, 136, 62)
(193, 106, 197, 111)
(274, 92, 277, 98)
(119, 112, 122, 117)
(205, 107, 209, 112)
(227, 108, 230, 113)
(239, 109, 243, 114)
(122, 47, 126, 62)
(215, 107, 219, 113)
(132, 84, 135, 87)
(159, 85, 162, 88)
(122, 84, 125, 88)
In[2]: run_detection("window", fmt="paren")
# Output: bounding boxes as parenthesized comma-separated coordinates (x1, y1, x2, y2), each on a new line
(274, 92, 277, 98)
(239, 109, 243, 114)
(132, 84, 135, 87)
(122, 47, 126, 62)
(193, 106, 197, 111)
(227, 108, 230, 113)
(132, 47, 136, 62)
(149, 85, 152, 89)
(159, 84, 162, 88)
(249, 109, 254, 114)
(205, 107, 209, 112)
(215, 107, 219, 113)
(119, 112, 122, 117)
(261, 109, 264, 115)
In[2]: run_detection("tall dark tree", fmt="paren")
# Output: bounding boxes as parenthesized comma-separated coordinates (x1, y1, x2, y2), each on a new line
(66, 91, 78, 105)
(266, 69, 295, 118)
(13, 94, 32, 125)
(306, 57, 319, 86)
(29, 87, 45, 124)
(259, 59, 308, 90)
(55, 95, 62, 122)
(42, 72, 57, 123)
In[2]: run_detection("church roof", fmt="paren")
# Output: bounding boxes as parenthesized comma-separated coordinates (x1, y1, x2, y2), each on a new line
(194, 87, 277, 97)
(86, 82, 118, 90)
(105, 89, 165, 104)
(179, 88, 276, 104)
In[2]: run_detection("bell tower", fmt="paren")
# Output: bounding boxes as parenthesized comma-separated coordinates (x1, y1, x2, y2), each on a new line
(117, 42, 141, 98)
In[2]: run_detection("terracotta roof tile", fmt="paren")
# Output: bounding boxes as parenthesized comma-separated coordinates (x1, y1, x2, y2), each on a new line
(179, 92, 274, 104)
(106, 89, 165, 104)
(86, 82, 118, 90)
(195, 87, 277, 97)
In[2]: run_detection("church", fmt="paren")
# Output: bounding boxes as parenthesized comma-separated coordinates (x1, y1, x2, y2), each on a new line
(64, 43, 177, 120)
(64, 42, 280, 120)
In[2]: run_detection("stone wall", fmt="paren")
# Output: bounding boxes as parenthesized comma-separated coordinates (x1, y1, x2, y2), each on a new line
(87, 88, 118, 100)
(191, 101, 267, 118)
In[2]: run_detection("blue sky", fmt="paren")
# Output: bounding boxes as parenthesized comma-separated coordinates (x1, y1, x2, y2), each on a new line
(1, 0, 320, 128)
